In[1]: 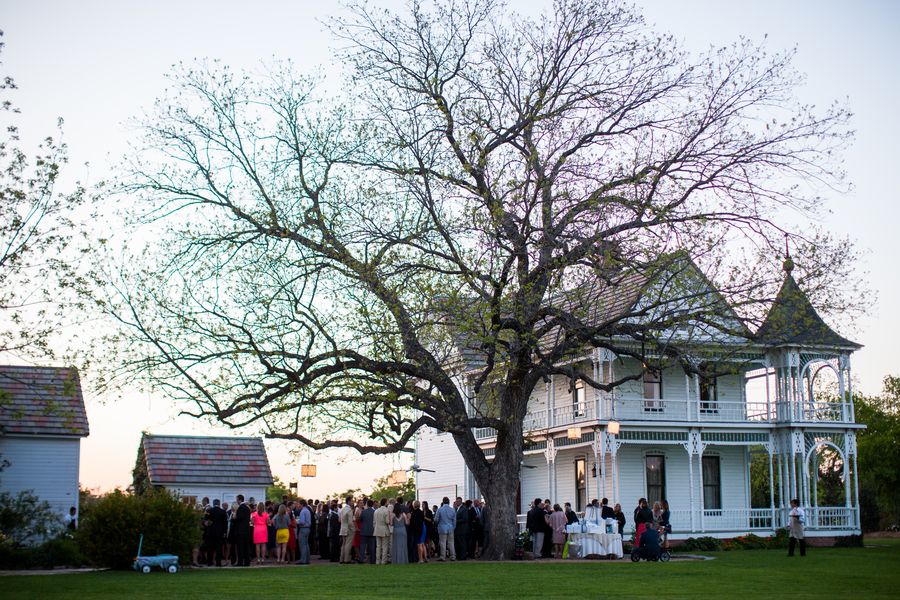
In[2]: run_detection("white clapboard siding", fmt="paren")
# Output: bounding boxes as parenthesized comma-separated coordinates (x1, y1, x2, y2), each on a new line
(519, 454, 547, 511)
(415, 426, 465, 503)
(164, 485, 267, 505)
(0, 435, 81, 518)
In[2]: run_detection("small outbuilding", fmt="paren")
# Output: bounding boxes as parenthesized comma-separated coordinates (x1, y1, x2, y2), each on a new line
(133, 434, 274, 505)
(0, 365, 90, 520)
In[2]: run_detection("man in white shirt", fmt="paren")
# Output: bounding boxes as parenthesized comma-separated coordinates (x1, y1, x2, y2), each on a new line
(788, 498, 807, 557)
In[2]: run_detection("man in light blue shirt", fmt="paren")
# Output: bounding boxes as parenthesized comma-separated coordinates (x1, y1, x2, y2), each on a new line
(433, 496, 457, 560)
(296, 498, 312, 564)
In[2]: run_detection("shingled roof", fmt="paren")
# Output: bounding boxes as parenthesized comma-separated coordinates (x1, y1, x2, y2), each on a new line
(137, 434, 274, 486)
(755, 259, 861, 349)
(0, 366, 89, 437)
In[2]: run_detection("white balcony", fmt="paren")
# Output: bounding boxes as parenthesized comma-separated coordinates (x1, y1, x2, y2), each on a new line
(473, 396, 853, 441)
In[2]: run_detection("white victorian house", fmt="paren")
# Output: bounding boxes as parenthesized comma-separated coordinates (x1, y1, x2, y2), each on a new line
(415, 258, 863, 540)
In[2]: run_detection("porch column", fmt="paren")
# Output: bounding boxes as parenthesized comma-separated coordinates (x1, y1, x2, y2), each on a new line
(694, 374, 701, 423)
(764, 363, 772, 421)
(593, 349, 601, 420)
(843, 430, 852, 509)
(608, 436, 621, 504)
(544, 438, 557, 501)
(547, 375, 555, 428)
(848, 431, 860, 530)
(594, 432, 604, 502)
(767, 436, 776, 530)
(683, 434, 697, 532)
(685, 372, 692, 421)
(698, 445, 706, 532)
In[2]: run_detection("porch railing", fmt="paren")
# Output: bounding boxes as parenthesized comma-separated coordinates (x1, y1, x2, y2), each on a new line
(473, 397, 851, 440)
(606, 396, 773, 423)
(517, 507, 855, 535)
(806, 506, 855, 530)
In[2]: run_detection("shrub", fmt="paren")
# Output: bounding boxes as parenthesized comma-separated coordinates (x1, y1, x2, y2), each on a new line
(0, 534, 86, 569)
(675, 536, 723, 552)
(0, 489, 64, 546)
(723, 533, 771, 551)
(77, 488, 200, 569)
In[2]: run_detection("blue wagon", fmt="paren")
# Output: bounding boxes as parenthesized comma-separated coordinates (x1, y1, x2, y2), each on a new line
(133, 534, 180, 573)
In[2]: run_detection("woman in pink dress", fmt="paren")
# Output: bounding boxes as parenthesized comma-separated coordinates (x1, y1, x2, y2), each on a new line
(252, 503, 270, 564)
(548, 504, 568, 559)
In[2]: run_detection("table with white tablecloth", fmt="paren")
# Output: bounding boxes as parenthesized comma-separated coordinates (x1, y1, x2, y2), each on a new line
(566, 532, 624, 559)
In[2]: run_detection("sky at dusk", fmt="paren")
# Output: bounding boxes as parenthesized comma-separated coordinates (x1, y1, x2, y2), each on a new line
(1, 0, 898, 497)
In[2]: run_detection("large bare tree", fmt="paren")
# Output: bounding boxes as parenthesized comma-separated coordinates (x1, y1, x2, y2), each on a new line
(100, 0, 858, 558)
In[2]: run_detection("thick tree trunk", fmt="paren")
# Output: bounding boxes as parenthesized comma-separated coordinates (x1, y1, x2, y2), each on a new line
(479, 460, 521, 560)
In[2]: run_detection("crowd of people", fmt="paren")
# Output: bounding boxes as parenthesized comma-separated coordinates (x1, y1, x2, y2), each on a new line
(525, 497, 671, 559)
(193, 494, 489, 567)
(192, 493, 674, 566)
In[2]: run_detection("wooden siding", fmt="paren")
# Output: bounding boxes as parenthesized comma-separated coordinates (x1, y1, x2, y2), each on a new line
(0, 435, 81, 519)
(415, 426, 466, 503)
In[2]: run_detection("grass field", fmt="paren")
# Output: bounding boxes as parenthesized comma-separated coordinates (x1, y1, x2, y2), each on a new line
(3, 540, 897, 599)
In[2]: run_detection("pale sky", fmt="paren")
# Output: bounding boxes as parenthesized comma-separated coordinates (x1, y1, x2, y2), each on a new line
(1, 0, 898, 495)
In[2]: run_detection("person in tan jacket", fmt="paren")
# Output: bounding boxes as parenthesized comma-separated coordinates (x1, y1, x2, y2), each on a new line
(339, 496, 357, 564)
(373, 498, 393, 564)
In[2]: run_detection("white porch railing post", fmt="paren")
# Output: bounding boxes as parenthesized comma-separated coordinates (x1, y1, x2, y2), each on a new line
(768, 437, 776, 532)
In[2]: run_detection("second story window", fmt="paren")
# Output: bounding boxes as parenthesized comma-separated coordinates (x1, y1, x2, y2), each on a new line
(573, 379, 586, 416)
(643, 368, 663, 412)
(700, 375, 718, 414)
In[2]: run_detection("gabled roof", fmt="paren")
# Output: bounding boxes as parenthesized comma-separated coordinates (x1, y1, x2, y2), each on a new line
(138, 434, 274, 486)
(755, 259, 860, 349)
(0, 366, 89, 437)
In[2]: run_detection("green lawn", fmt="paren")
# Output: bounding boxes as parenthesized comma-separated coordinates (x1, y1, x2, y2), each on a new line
(3, 541, 897, 599)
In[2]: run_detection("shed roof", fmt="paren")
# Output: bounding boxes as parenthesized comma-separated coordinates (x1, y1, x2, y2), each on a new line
(755, 260, 860, 350)
(139, 434, 274, 486)
(0, 366, 89, 437)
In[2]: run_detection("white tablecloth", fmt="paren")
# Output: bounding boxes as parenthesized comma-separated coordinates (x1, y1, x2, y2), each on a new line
(567, 532, 623, 558)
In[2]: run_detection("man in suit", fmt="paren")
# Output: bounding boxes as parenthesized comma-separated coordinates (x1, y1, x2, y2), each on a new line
(359, 498, 376, 564)
(466, 499, 479, 558)
(328, 500, 341, 562)
(206, 499, 228, 567)
(233, 495, 252, 567)
(454, 497, 470, 560)
(373, 498, 392, 564)
(601, 497, 616, 520)
(526, 498, 546, 559)
(339, 496, 356, 564)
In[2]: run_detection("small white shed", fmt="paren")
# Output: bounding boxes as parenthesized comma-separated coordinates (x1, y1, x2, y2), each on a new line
(0, 366, 90, 521)
(133, 434, 274, 505)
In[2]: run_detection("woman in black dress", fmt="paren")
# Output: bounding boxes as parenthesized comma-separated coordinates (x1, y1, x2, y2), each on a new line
(411, 500, 428, 563)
